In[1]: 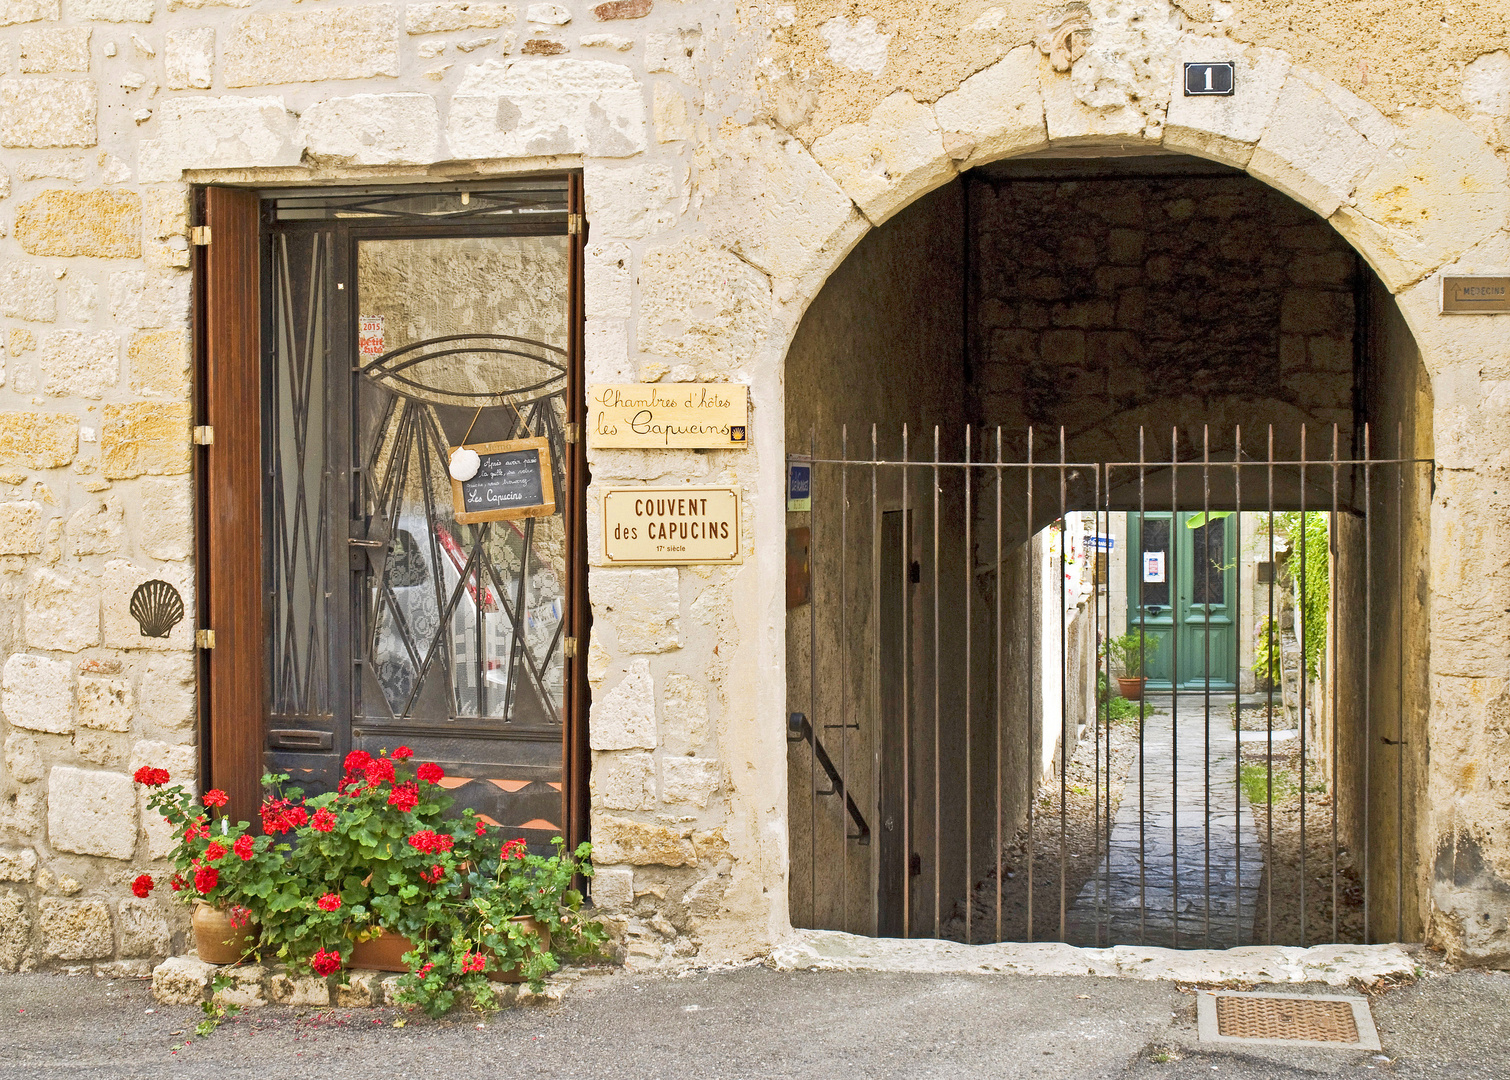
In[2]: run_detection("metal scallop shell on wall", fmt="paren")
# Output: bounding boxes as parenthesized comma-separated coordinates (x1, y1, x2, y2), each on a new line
(130, 579, 185, 639)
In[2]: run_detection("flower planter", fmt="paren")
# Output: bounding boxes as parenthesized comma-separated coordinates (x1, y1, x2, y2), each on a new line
(1116, 676, 1147, 701)
(486, 916, 551, 983)
(349, 928, 416, 972)
(192, 903, 258, 965)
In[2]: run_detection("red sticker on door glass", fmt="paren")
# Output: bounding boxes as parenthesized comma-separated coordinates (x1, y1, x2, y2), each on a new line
(359, 317, 385, 357)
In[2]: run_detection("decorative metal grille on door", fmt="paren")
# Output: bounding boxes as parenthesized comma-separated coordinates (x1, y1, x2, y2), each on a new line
(263, 182, 582, 844)
(787, 424, 1430, 948)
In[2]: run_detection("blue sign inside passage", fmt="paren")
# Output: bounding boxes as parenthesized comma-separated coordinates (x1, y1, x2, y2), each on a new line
(787, 462, 811, 512)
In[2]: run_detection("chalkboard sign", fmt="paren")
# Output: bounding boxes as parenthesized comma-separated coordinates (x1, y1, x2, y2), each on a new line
(449, 436, 556, 525)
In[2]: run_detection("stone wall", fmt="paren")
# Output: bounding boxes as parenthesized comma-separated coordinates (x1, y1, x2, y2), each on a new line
(0, 0, 1503, 970)
(969, 168, 1358, 466)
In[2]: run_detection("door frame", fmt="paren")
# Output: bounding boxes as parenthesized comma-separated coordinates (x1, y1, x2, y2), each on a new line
(194, 177, 590, 850)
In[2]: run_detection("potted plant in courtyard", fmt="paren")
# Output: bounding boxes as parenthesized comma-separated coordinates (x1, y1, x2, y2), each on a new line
(1103, 631, 1161, 700)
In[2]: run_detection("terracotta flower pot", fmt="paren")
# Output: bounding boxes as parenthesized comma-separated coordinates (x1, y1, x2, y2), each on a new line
(1117, 676, 1147, 701)
(349, 928, 416, 972)
(192, 903, 258, 965)
(486, 916, 551, 983)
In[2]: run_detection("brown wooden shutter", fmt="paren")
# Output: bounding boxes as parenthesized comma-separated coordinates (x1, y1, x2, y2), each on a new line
(197, 187, 264, 825)
(564, 172, 591, 852)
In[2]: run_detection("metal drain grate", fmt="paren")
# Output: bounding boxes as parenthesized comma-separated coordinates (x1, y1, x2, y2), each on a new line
(1215, 995, 1359, 1042)
(1196, 992, 1382, 1051)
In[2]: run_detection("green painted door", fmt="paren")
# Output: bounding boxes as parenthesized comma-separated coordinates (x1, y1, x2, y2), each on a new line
(1126, 512, 1237, 690)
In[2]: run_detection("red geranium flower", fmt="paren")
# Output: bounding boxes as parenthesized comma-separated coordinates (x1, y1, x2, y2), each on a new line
(194, 866, 219, 894)
(202, 789, 228, 808)
(364, 757, 396, 786)
(501, 838, 527, 861)
(131, 874, 154, 898)
(233, 834, 254, 861)
(474, 819, 488, 836)
(343, 750, 372, 775)
(310, 948, 342, 977)
(316, 893, 341, 912)
(419, 864, 445, 884)
(203, 841, 227, 862)
(133, 766, 170, 787)
(416, 762, 444, 785)
(391, 745, 414, 761)
(387, 782, 418, 813)
(168, 872, 187, 892)
(261, 798, 309, 834)
(406, 830, 454, 854)
(183, 817, 209, 843)
(460, 952, 488, 974)
(310, 807, 337, 833)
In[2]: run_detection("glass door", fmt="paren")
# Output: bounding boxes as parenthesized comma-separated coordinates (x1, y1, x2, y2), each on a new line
(262, 182, 582, 846)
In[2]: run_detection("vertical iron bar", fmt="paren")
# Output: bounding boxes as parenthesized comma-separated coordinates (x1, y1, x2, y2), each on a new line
(902, 424, 912, 939)
(1332, 425, 1341, 943)
(1099, 465, 1111, 948)
(1059, 427, 1069, 942)
(932, 425, 941, 939)
(965, 425, 973, 943)
(1170, 426, 1180, 949)
(1397, 423, 1405, 943)
(872, 424, 881, 936)
(1026, 427, 1035, 943)
(1202, 425, 1212, 947)
(840, 424, 849, 930)
(1138, 428, 1147, 945)
(1233, 426, 1243, 947)
(995, 427, 1004, 943)
(1363, 423, 1372, 944)
(1266, 425, 1275, 945)
(810, 426, 818, 930)
(1299, 425, 1308, 948)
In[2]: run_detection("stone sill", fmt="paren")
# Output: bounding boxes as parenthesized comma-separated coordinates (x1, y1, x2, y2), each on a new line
(772, 929, 1422, 986)
(151, 955, 576, 1009)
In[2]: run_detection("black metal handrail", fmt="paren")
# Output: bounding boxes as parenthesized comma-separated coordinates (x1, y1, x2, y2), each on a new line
(788, 712, 870, 845)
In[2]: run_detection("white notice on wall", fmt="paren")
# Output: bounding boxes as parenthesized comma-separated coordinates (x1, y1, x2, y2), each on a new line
(1143, 551, 1166, 583)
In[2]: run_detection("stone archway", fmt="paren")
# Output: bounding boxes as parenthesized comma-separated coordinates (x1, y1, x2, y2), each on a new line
(708, 33, 1510, 961)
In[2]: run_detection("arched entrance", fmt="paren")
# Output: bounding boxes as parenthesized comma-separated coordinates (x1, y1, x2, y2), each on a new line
(781, 149, 1433, 949)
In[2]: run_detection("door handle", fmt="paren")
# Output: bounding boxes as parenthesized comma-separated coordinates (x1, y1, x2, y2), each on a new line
(348, 539, 383, 548)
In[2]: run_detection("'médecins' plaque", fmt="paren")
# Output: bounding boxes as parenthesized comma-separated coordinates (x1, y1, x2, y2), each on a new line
(588, 384, 749, 449)
(601, 486, 741, 565)
(1442, 276, 1510, 314)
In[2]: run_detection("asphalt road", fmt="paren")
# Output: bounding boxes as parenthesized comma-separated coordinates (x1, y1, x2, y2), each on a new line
(1, 961, 1507, 1079)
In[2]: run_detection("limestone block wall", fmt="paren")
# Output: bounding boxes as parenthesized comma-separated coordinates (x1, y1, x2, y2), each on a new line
(969, 171, 1358, 461)
(0, 0, 1502, 970)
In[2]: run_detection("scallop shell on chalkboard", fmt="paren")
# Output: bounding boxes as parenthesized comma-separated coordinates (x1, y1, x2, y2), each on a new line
(129, 579, 185, 639)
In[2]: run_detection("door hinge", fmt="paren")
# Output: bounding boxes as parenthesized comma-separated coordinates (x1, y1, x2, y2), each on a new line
(567, 213, 583, 236)
(190, 226, 211, 246)
(563, 636, 578, 659)
(192, 425, 214, 445)
(564, 422, 580, 445)
(196, 629, 216, 649)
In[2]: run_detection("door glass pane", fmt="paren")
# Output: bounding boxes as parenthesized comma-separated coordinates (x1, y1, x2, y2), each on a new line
(1137, 518, 1170, 609)
(355, 235, 569, 725)
(1191, 519, 1225, 606)
(268, 230, 333, 721)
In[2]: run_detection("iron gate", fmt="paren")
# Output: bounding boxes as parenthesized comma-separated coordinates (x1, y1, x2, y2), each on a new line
(786, 424, 1431, 948)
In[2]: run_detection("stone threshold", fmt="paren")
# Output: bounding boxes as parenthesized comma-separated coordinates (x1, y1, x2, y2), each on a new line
(770, 930, 1420, 987)
(150, 955, 577, 1009)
